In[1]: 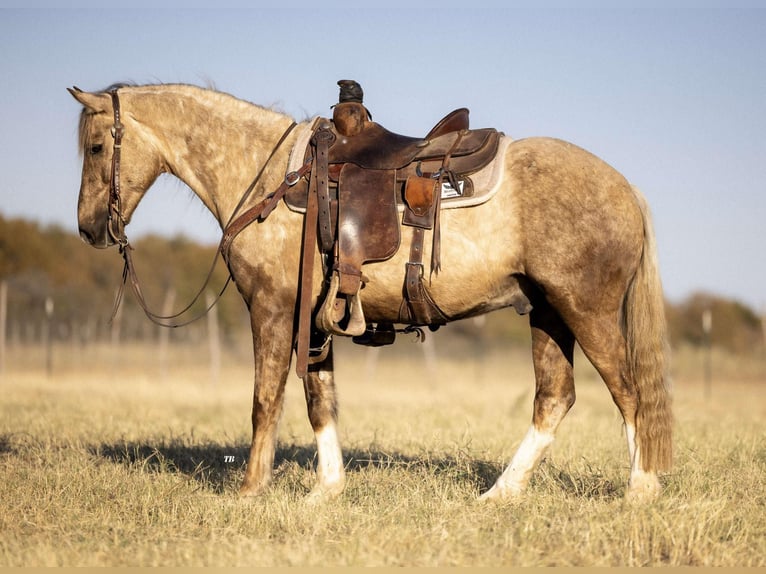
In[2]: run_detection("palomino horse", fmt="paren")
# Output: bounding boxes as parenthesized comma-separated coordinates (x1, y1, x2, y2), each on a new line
(69, 83, 671, 502)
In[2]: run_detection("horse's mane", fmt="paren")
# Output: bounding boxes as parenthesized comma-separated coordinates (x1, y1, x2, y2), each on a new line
(75, 81, 290, 154)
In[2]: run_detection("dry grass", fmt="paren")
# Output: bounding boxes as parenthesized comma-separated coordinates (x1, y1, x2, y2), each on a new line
(1, 336, 764, 566)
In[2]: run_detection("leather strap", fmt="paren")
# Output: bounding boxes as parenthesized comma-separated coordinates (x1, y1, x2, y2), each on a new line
(220, 159, 313, 260)
(403, 227, 447, 326)
(431, 130, 465, 275)
(313, 122, 335, 252)
(295, 154, 321, 379)
(405, 227, 426, 312)
(108, 90, 127, 246)
(400, 133, 464, 326)
(223, 121, 298, 230)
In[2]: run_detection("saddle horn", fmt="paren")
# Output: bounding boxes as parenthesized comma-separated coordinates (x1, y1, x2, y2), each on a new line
(333, 79, 372, 135)
(337, 79, 364, 104)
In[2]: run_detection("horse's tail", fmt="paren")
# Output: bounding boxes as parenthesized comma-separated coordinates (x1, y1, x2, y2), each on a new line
(624, 186, 673, 472)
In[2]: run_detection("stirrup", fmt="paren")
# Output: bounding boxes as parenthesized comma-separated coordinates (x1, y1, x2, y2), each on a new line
(316, 272, 366, 337)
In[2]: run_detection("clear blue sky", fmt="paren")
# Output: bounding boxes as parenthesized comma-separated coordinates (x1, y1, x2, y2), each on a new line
(1, 1, 764, 311)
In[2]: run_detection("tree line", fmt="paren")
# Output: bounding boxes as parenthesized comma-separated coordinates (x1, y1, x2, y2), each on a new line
(1, 213, 763, 355)
(0, 214, 248, 348)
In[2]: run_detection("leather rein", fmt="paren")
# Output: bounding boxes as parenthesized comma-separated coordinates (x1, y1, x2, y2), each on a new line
(106, 88, 307, 327)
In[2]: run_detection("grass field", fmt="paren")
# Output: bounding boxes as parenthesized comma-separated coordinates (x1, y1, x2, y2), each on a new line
(1, 335, 764, 566)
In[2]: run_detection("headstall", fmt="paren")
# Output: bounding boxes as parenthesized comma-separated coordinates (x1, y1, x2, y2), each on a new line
(108, 89, 127, 246)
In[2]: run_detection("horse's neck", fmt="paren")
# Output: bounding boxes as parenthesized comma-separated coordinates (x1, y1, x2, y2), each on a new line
(130, 85, 296, 226)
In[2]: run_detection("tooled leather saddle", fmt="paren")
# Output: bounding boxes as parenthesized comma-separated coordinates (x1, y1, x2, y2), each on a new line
(281, 81, 503, 377)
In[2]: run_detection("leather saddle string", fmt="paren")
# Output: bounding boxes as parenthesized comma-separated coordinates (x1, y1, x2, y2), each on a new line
(431, 130, 464, 276)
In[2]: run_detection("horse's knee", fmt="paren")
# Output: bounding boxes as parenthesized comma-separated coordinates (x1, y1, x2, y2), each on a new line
(533, 386, 575, 432)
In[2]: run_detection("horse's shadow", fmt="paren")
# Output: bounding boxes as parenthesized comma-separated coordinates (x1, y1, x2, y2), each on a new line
(91, 439, 503, 496)
(91, 439, 623, 500)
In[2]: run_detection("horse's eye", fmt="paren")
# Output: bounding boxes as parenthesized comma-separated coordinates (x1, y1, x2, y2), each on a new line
(89, 144, 103, 156)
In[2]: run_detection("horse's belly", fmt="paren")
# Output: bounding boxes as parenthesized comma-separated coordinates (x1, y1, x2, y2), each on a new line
(358, 199, 523, 323)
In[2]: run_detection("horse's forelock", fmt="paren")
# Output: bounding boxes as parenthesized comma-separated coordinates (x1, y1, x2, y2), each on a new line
(76, 108, 93, 155)
(75, 82, 136, 153)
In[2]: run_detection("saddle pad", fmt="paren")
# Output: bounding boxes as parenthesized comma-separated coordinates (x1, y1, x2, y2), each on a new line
(284, 135, 512, 214)
(434, 134, 512, 209)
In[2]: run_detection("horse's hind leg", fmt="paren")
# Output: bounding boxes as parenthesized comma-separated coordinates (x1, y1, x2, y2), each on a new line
(303, 341, 345, 501)
(568, 312, 661, 500)
(481, 300, 575, 501)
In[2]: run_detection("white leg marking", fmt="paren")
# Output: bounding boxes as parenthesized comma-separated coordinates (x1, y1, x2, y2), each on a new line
(625, 422, 637, 466)
(625, 423, 661, 502)
(479, 425, 555, 501)
(307, 422, 345, 502)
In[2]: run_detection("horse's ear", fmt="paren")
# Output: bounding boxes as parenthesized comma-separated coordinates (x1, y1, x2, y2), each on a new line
(68, 87, 109, 113)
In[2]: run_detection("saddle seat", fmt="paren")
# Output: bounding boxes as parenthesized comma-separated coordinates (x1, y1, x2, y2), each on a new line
(327, 102, 496, 175)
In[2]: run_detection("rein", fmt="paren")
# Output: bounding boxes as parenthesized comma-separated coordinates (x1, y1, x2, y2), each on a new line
(106, 88, 305, 327)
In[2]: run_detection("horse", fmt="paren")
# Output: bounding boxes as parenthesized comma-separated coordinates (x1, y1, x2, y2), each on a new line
(69, 83, 672, 502)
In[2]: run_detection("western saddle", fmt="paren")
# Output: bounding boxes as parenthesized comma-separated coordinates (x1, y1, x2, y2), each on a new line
(225, 80, 503, 377)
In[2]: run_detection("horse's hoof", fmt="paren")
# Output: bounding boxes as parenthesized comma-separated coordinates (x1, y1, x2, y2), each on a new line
(478, 483, 524, 504)
(238, 482, 269, 497)
(304, 481, 345, 505)
(624, 472, 661, 503)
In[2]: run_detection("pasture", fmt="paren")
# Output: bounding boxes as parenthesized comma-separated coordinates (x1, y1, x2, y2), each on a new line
(1, 331, 764, 567)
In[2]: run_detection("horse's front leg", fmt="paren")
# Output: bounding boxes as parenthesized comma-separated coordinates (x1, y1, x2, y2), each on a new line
(240, 311, 293, 497)
(303, 340, 345, 502)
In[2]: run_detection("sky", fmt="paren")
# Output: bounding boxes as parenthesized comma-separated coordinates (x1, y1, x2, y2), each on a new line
(1, 0, 764, 311)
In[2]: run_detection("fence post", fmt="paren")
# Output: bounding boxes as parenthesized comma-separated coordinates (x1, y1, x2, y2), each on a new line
(44, 296, 54, 377)
(0, 280, 6, 376)
(702, 308, 712, 400)
(158, 288, 176, 381)
(206, 290, 220, 386)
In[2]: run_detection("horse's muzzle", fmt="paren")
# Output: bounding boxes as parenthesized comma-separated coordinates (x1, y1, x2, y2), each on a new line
(79, 226, 114, 249)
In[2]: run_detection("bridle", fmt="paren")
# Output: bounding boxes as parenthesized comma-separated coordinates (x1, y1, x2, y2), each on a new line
(107, 90, 127, 246)
(105, 88, 307, 327)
